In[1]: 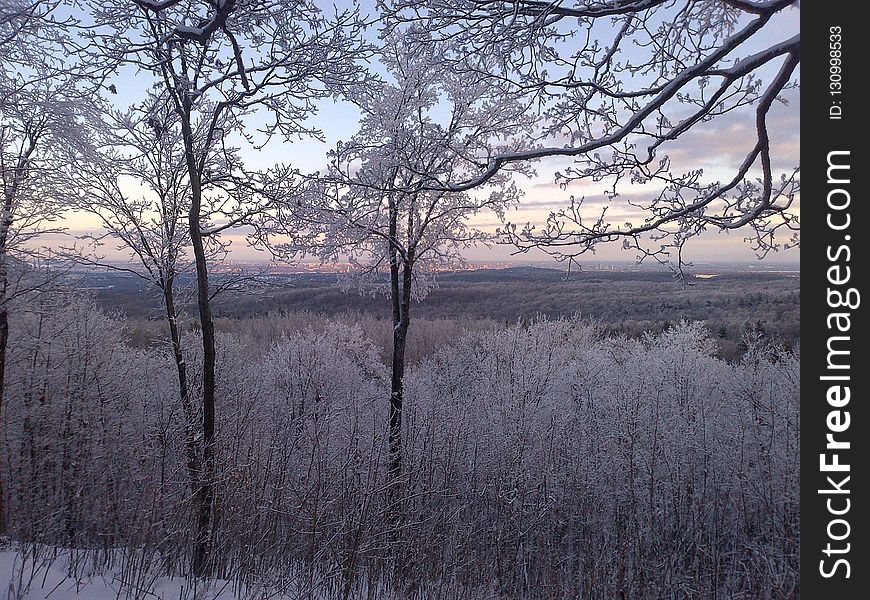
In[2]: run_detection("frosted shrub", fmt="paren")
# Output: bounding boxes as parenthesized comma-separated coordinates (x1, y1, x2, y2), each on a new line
(1, 305, 797, 599)
(402, 319, 799, 598)
(2, 296, 171, 550)
(204, 324, 388, 581)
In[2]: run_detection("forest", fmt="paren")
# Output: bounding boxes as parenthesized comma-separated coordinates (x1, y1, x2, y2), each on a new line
(2, 289, 799, 599)
(99, 267, 799, 363)
(1, 0, 800, 598)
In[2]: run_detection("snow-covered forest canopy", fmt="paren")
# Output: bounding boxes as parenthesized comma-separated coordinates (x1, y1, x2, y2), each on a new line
(2, 297, 798, 598)
(1, 0, 799, 598)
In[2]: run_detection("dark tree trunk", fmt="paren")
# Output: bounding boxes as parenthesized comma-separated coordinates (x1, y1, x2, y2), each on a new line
(0, 167, 22, 537)
(387, 238, 413, 524)
(162, 279, 200, 496)
(389, 323, 407, 482)
(182, 116, 217, 578)
(389, 263, 412, 481)
(0, 298, 8, 536)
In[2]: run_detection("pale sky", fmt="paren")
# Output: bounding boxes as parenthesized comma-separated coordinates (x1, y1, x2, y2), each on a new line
(54, 2, 800, 267)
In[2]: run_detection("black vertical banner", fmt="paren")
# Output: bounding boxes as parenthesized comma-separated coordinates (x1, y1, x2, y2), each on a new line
(802, 3, 867, 597)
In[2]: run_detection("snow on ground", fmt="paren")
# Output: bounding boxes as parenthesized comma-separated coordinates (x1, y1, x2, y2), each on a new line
(0, 546, 267, 600)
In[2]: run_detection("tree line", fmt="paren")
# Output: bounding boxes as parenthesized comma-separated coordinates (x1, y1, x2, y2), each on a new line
(3, 291, 798, 598)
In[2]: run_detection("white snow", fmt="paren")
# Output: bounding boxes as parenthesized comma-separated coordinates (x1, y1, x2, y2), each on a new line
(0, 545, 360, 599)
(175, 24, 206, 37)
(1, 546, 248, 599)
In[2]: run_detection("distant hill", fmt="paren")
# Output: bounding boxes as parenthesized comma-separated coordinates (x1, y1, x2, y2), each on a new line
(75, 267, 799, 359)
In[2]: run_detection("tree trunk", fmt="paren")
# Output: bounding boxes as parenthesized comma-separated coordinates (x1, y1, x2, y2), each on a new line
(0, 166, 21, 537)
(389, 323, 407, 482)
(182, 116, 217, 578)
(0, 203, 15, 537)
(162, 279, 201, 497)
(387, 248, 413, 517)
(0, 296, 8, 536)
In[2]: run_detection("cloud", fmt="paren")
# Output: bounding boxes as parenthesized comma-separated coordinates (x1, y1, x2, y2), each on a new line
(661, 90, 799, 175)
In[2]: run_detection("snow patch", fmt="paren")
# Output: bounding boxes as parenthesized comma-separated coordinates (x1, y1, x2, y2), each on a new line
(1, 547, 253, 599)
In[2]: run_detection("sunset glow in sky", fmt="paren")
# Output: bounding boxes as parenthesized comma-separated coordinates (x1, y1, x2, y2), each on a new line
(52, 2, 800, 267)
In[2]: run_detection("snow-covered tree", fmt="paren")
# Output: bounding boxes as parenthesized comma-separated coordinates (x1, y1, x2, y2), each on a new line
(0, 0, 98, 535)
(86, 0, 370, 573)
(1, 293, 172, 548)
(266, 31, 532, 499)
(64, 96, 211, 512)
(402, 318, 799, 595)
(380, 1, 800, 276)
